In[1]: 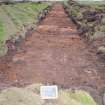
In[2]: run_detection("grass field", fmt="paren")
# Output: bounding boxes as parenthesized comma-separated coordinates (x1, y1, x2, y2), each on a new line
(0, 2, 49, 56)
(0, 84, 98, 105)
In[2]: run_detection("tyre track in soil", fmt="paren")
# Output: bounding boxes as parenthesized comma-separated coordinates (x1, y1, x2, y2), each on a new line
(0, 4, 105, 92)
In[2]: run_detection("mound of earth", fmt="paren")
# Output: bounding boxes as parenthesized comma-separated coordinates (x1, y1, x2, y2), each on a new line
(0, 84, 98, 105)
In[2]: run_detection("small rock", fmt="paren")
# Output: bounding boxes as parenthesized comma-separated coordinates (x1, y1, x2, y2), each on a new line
(91, 31, 105, 40)
(99, 25, 105, 32)
(97, 46, 105, 55)
(103, 93, 105, 105)
(101, 18, 105, 25)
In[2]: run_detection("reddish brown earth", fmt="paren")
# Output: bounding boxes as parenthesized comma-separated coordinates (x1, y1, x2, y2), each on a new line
(0, 4, 105, 92)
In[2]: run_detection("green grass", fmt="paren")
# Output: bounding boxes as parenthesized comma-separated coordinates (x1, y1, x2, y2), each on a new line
(0, 2, 49, 56)
(59, 90, 97, 105)
(0, 84, 98, 105)
(0, 21, 7, 56)
(0, 21, 5, 41)
(3, 3, 48, 28)
(77, 0, 105, 5)
(90, 4, 105, 12)
(68, 90, 97, 105)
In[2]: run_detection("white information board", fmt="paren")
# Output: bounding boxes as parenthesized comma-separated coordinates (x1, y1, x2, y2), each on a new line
(40, 85, 58, 99)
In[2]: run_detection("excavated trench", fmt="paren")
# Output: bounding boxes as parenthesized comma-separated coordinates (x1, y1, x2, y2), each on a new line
(0, 3, 105, 98)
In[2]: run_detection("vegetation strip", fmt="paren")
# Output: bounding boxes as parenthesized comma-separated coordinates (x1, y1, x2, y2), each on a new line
(0, 2, 50, 57)
(64, 0, 105, 61)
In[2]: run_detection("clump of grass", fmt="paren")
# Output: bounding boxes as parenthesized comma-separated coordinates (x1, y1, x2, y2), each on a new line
(0, 21, 5, 40)
(90, 4, 105, 12)
(67, 90, 97, 105)
(0, 21, 7, 56)
(0, 40, 8, 57)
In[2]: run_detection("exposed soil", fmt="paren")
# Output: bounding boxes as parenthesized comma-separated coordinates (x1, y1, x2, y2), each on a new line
(0, 4, 105, 94)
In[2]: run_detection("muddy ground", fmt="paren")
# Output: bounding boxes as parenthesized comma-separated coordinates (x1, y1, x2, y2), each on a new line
(0, 3, 105, 98)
